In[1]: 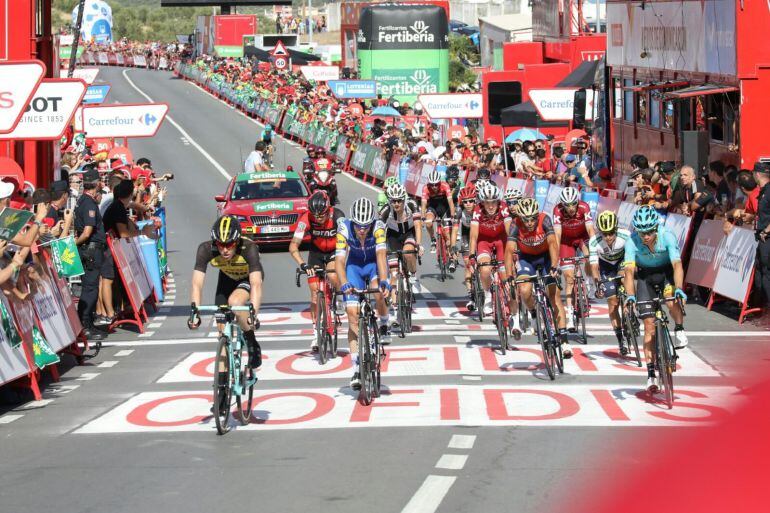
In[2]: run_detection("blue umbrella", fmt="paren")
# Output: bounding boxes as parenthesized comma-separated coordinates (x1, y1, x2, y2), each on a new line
(505, 128, 548, 143)
(371, 106, 402, 117)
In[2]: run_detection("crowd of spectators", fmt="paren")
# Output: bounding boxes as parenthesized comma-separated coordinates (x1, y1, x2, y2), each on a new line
(275, 14, 328, 35)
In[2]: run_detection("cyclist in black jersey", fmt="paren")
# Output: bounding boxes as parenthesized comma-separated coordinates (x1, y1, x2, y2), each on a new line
(188, 215, 264, 369)
(380, 183, 424, 297)
(450, 184, 477, 309)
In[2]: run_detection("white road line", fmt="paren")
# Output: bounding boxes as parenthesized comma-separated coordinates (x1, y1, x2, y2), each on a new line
(98, 361, 119, 368)
(0, 414, 24, 424)
(401, 475, 457, 513)
(23, 399, 54, 408)
(138, 331, 156, 338)
(121, 69, 232, 181)
(147, 322, 163, 329)
(115, 349, 134, 356)
(154, 316, 168, 321)
(47, 384, 80, 395)
(435, 454, 468, 470)
(445, 319, 461, 325)
(448, 434, 476, 450)
(164, 295, 177, 300)
(462, 375, 482, 381)
(207, 331, 219, 338)
(454, 336, 471, 344)
(77, 372, 101, 381)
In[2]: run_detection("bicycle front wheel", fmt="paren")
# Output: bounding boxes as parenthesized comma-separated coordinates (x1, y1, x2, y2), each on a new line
(577, 285, 588, 344)
(473, 271, 485, 322)
(656, 323, 675, 409)
(212, 336, 233, 434)
(535, 302, 555, 380)
(544, 299, 563, 374)
(370, 315, 382, 398)
(397, 274, 407, 338)
(316, 290, 329, 365)
(493, 285, 508, 354)
(358, 312, 373, 405)
(437, 233, 448, 282)
(623, 307, 642, 367)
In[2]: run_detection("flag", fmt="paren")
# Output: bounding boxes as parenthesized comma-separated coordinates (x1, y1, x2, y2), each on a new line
(49, 236, 85, 278)
(0, 299, 22, 349)
(32, 326, 59, 369)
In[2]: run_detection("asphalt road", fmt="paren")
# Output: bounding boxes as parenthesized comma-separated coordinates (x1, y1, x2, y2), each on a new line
(1, 66, 768, 513)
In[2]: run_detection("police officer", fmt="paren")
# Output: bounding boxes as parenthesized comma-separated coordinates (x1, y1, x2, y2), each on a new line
(753, 162, 770, 321)
(74, 168, 107, 341)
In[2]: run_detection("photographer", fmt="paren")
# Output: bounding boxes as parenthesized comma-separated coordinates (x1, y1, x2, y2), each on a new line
(753, 162, 770, 318)
(723, 170, 759, 234)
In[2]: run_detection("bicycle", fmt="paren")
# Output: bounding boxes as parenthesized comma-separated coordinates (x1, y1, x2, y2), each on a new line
(387, 249, 420, 338)
(634, 289, 684, 409)
(515, 268, 564, 380)
(477, 259, 511, 354)
(608, 275, 642, 367)
(296, 264, 340, 365)
(264, 143, 274, 168)
(435, 217, 453, 282)
(562, 253, 591, 344)
(353, 285, 387, 405)
(192, 305, 258, 435)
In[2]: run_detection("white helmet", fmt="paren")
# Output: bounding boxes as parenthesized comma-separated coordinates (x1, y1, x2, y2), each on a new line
(474, 178, 489, 192)
(386, 183, 407, 200)
(504, 187, 523, 202)
(350, 198, 375, 225)
(427, 169, 441, 184)
(559, 186, 580, 205)
(477, 181, 500, 202)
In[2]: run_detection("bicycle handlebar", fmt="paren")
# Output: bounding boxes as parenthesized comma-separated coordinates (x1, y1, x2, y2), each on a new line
(634, 296, 686, 316)
(295, 266, 336, 287)
(387, 249, 422, 266)
(561, 255, 589, 265)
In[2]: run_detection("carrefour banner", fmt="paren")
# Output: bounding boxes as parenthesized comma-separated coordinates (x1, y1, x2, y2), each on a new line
(358, 5, 449, 104)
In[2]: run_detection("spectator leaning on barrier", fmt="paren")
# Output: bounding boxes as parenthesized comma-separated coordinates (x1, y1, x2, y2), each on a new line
(46, 180, 74, 239)
(753, 162, 770, 318)
(723, 170, 759, 234)
(672, 165, 713, 232)
(708, 160, 732, 210)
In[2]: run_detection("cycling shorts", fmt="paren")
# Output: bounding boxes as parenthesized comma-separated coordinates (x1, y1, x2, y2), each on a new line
(344, 262, 379, 306)
(426, 198, 450, 220)
(516, 252, 556, 286)
(477, 238, 505, 265)
(307, 249, 335, 285)
(559, 238, 588, 270)
(215, 272, 251, 305)
(599, 260, 623, 298)
(386, 230, 417, 265)
(635, 265, 675, 319)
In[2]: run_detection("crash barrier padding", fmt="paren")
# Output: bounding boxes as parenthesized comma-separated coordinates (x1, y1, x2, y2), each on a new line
(0, 247, 87, 400)
(174, 61, 764, 323)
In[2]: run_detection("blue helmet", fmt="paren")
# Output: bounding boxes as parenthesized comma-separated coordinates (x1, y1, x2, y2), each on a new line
(632, 205, 660, 232)
(264, 124, 273, 131)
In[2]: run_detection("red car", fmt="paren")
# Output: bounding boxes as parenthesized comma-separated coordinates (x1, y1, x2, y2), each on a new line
(215, 169, 311, 245)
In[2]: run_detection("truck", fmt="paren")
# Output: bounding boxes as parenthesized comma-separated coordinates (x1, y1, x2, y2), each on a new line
(196, 15, 257, 58)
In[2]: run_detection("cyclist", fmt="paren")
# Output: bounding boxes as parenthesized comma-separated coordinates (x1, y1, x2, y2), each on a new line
(335, 198, 391, 391)
(421, 169, 456, 254)
(623, 206, 688, 393)
(471, 167, 491, 186)
(505, 198, 570, 357)
(451, 184, 478, 310)
(469, 182, 517, 336)
(589, 211, 632, 353)
(504, 187, 524, 212)
(380, 182, 424, 301)
(377, 176, 401, 214)
(553, 186, 595, 331)
(446, 165, 464, 204)
(289, 191, 344, 352)
(261, 124, 274, 166)
(188, 215, 264, 369)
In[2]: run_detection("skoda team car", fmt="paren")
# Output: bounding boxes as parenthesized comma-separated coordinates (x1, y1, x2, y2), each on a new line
(215, 170, 310, 245)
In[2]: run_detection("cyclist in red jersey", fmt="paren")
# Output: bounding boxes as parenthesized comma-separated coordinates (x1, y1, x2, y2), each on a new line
(469, 182, 514, 320)
(506, 198, 571, 357)
(552, 186, 596, 331)
(421, 169, 456, 254)
(289, 191, 344, 352)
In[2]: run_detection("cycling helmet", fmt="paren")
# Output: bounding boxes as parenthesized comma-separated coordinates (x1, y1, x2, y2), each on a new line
(384, 176, 400, 189)
(477, 181, 500, 202)
(504, 187, 523, 202)
(458, 185, 476, 202)
(559, 186, 580, 205)
(211, 215, 242, 244)
(427, 169, 441, 185)
(350, 198, 376, 226)
(446, 165, 460, 181)
(308, 190, 330, 218)
(476, 167, 491, 180)
(632, 205, 660, 232)
(386, 183, 407, 200)
(516, 198, 539, 218)
(264, 124, 273, 131)
(596, 210, 618, 233)
(286, 165, 294, 171)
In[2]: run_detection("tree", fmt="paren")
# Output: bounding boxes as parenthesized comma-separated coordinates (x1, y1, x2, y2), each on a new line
(448, 34, 479, 92)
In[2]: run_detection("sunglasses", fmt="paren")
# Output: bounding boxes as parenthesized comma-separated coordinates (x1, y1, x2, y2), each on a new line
(215, 241, 238, 250)
(638, 230, 656, 237)
(353, 222, 371, 231)
(391, 199, 404, 204)
(462, 200, 475, 205)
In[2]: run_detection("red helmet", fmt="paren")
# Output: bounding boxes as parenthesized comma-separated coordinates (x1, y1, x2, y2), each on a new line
(458, 184, 476, 202)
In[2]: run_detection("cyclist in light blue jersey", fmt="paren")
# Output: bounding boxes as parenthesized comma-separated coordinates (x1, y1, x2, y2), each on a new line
(622, 206, 688, 393)
(335, 198, 391, 390)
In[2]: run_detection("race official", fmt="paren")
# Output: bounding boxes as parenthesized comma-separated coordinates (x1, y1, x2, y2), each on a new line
(74, 168, 107, 341)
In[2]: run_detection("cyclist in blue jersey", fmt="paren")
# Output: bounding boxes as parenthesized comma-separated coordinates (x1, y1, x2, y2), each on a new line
(261, 124, 274, 167)
(623, 206, 688, 393)
(335, 198, 392, 390)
